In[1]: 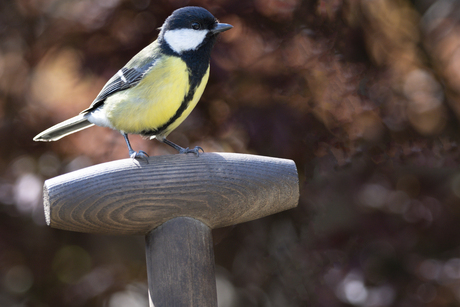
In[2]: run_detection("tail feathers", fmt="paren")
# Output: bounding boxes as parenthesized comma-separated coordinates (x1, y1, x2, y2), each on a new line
(33, 114, 95, 142)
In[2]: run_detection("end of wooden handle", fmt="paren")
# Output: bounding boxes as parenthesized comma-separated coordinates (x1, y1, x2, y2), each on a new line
(44, 185, 51, 226)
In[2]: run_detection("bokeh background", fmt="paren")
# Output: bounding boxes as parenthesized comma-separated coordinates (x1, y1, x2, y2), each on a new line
(2, 0, 460, 306)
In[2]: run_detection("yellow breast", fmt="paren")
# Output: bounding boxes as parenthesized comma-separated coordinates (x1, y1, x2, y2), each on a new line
(102, 56, 209, 135)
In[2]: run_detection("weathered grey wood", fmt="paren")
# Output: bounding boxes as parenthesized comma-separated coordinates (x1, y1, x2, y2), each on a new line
(146, 217, 216, 307)
(44, 153, 299, 235)
(43, 153, 300, 307)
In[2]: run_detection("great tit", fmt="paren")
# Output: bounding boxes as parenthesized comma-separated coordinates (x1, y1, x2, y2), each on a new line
(33, 6, 232, 159)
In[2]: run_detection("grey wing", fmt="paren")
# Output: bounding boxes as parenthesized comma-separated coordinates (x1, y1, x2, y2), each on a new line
(81, 66, 150, 114)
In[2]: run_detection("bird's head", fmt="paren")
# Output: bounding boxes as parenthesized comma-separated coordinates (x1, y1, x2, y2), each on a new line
(159, 7, 233, 55)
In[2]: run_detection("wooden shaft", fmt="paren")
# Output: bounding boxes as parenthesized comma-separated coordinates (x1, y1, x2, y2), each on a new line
(44, 153, 299, 235)
(146, 217, 217, 307)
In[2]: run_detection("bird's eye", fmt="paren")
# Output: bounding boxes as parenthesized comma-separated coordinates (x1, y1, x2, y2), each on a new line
(191, 22, 201, 30)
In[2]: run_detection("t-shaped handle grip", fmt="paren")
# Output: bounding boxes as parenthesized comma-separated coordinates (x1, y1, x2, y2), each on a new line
(44, 153, 299, 235)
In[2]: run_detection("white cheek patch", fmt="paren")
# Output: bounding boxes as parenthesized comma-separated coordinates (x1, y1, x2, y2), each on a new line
(164, 29, 208, 54)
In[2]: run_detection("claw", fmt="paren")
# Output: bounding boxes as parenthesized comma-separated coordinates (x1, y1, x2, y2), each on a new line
(130, 150, 149, 163)
(179, 146, 204, 156)
(160, 138, 204, 156)
(123, 133, 149, 163)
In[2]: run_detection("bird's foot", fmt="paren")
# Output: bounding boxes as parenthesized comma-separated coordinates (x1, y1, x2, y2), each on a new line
(159, 138, 204, 156)
(179, 146, 204, 156)
(129, 150, 149, 163)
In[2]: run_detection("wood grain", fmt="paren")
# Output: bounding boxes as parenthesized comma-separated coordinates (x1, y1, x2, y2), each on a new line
(44, 153, 299, 235)
(146, 217, 216, 307)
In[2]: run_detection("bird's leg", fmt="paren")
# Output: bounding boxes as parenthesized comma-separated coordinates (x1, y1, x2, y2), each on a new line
(160, 138, 204, 156)
(122, 133, 149, 162)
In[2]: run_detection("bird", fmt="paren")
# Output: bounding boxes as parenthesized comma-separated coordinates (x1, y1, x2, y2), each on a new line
(33, 6, 232, 160)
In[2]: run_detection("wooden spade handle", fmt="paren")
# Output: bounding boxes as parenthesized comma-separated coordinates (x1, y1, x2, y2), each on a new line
(44, 153, 299, 235)
(146, 217, 217, 307)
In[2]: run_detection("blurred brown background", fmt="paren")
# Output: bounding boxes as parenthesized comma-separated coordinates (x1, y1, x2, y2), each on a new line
(2, 0, 460, 306)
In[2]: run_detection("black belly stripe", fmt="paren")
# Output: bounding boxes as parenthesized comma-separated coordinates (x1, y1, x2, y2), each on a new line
(140, 40, 214, 137)
(140, 77, 200, 136)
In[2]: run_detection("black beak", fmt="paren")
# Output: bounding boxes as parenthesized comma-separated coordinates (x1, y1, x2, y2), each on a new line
(211, 23, 233, 34)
